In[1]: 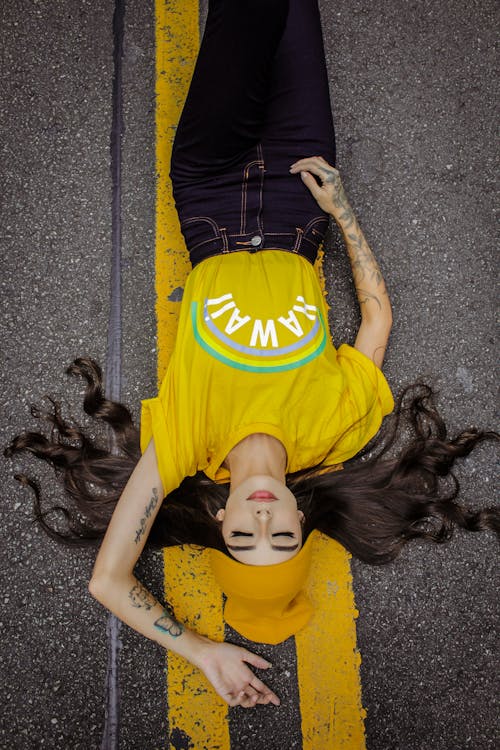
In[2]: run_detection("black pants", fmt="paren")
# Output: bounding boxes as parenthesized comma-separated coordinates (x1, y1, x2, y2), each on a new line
(170, 0, 336, 266)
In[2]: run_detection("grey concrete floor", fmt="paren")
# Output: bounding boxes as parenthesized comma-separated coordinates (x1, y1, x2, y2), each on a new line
(0, 1, 498, 749)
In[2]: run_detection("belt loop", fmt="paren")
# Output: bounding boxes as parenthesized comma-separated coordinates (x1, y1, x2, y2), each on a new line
(292, 227, 303, 253)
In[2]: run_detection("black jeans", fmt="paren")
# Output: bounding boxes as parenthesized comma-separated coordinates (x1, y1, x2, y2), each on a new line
(170, 0, 336, 266)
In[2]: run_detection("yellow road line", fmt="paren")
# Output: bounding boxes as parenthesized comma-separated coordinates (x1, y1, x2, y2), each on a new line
(155, 1, 230, 748)
(162, 546, 229, 750)
(155, 0, 196, 381)
(155, 3, 366, 747)
(295, 533, 366, 749)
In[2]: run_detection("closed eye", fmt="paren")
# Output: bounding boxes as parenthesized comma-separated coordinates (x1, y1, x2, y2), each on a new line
(272, 532, 295, 538)
(230, 531, 253, 537)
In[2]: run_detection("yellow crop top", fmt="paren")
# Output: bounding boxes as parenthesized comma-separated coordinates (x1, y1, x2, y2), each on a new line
(140, 250, 394, 496)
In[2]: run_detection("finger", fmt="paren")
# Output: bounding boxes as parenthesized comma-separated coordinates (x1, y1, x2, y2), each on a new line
(240, 649, 272, 670)
(235, 688, 278, 707)
(237, 689, 259, 709)
(290, 156, 335, 174)
(300, 170, 323, 198)
(290, 155, 329, 167)
(225, 691, 253, 709)
(301, 162, 335, 183)
(233, 679, 272, 706)
(223, 689, 257, 709)
(290, 159, 324, 176)
(247, 676, 281, 706)
(243, 684, 272, 705)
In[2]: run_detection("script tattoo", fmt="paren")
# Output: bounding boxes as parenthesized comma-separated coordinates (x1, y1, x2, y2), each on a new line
(154, 603, 184, 638)
(128, 582, 156, 611)
(134, 487, 159, 544)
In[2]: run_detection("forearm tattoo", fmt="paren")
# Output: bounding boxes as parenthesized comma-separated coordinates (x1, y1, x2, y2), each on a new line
(128, 581, 156, 611)
(134, 487, 159, 544)
(320, 166, 355, 227)
(154, 603, 184, 638)
(347, 223, 386, 311)
(318, 164, 387, 312)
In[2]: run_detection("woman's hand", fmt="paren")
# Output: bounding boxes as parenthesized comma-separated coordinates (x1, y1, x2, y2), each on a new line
(290, 158, 392, 367)
(192, 638, 280, 708)
(290, 156, 351, 223)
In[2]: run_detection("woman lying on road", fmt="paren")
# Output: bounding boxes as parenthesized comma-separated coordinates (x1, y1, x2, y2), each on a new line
(6, 0, 498, 709)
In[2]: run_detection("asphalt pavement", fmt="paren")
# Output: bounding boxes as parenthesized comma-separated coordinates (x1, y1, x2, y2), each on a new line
(1, 1, 498, 748)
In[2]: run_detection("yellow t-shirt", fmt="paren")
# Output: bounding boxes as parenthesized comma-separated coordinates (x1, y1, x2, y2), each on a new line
(141, 250, 394, 496)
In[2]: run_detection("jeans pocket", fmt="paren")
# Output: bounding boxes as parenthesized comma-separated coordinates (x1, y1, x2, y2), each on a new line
(302, 216, 329, 247)
(180, 216, 228, 253)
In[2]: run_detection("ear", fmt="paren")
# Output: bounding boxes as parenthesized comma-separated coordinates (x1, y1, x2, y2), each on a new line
(298, 510, 305, 524)
(215, 508, 225, 522)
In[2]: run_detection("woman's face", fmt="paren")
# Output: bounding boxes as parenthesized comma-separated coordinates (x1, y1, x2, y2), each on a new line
(216, 475, 304, 565)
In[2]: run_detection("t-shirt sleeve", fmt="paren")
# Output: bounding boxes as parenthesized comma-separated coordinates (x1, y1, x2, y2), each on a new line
(140, 373, 194, 498)
(327, 343, 394, 464)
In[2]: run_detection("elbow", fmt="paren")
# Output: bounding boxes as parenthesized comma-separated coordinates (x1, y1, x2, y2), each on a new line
(385, 303, 393, 336)
(88, 572, 113, 604)
(379, 293, 393, 333)
(363, 305, 393, 339)
(88, 574, 103, 602)
(379, 309, 393, 348)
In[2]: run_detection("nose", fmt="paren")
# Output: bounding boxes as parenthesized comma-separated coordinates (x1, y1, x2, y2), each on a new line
(255, 505, 272, 518)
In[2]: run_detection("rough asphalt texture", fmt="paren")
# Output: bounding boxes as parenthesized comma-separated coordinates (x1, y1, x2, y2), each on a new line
(1, 1, 498, 749)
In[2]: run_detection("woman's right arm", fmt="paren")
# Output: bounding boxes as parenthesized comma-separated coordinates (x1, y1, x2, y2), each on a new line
(290, 156, 393, 368)
(89, 439, 280, 708)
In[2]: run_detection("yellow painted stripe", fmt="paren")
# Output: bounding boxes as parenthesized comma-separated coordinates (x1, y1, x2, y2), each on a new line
(292, 253, 366, 749)
(155, 1, 230, 748)
(155, 0, 196, 381)
(295, 534, 366, 749)
(155, 3, 365, 747)
(162, 546, 229, 750)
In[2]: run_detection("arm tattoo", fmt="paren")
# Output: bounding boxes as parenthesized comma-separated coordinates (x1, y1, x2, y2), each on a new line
(346, 223, 386, 309)
(154, 602, 184, 638)
(317, 166, 389, 318)
(356, 288, 383, 311)
(128, 582, 156, 611)
(134, 487, 159, 544)
(320, 167, 355, 227)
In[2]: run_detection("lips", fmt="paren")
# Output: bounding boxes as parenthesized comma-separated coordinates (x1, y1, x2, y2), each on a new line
(247, 490, 278, 502)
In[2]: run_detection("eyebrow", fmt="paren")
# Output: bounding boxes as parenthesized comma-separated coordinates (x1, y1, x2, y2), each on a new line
(226, 543, 299, 552)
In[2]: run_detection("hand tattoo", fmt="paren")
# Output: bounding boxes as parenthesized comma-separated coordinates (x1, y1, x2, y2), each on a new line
(134, 487, 159, 544)
(320, 166, 341, 185)
(154, 603, 184, 638)
(128, 582, 156, 611)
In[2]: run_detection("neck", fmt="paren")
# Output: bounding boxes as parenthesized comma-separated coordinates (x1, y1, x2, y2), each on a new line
(224, 433, 287, 492)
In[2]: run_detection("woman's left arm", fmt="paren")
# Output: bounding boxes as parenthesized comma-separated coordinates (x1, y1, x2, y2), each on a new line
(290, 156, 392, 368)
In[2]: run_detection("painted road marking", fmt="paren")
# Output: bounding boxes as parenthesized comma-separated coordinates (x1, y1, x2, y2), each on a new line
(296, 533, 366, 749)
(155, 0, 194, 380)
(155, 1, 230, 748)
(155, 2, 366, 747)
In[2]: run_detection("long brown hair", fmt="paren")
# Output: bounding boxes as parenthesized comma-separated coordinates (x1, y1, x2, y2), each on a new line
(4, 358, 499, 563)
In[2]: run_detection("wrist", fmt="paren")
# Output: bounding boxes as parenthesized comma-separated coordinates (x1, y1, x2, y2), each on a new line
(329, 201, 355, 230)
(182, 632, 215, 669)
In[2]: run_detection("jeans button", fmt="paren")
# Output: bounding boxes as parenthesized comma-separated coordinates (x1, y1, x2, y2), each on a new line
(250, 235, 262, 247)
